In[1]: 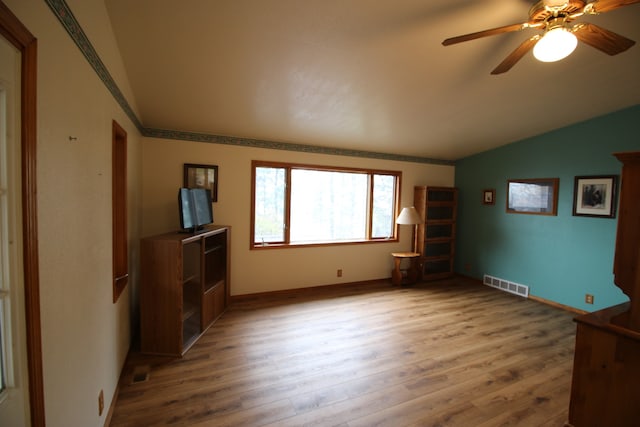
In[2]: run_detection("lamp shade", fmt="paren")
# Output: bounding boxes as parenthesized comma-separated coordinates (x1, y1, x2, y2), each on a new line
(533, 27, 578, 62)
(396, 207, 422, 225)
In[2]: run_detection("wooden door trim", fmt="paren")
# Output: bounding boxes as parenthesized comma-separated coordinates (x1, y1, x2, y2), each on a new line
(112, 120, 128, 303)
(0, 2, 45, 426)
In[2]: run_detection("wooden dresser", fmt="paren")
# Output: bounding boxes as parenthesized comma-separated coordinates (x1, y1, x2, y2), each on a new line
(568, 152, 640, 427)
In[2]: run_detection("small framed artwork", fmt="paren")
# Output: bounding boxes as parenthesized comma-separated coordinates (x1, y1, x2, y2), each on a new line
(184, 163, 218, 202)
(483, 189, 495, 205)
(507, 178, 559, 216)
(573, 175, 617, 218)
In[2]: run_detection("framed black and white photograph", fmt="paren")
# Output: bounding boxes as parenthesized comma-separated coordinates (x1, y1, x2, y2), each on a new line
(184, 163, 218, 202)
(573, 175, 617, 218)
(483, 189, 495, 205)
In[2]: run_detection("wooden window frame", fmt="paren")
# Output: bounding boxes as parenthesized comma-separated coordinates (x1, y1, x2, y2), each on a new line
(251, 160, 401, 249)
(112, 120, 128, 302)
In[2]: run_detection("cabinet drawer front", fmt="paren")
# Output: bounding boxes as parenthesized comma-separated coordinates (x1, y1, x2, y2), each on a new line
(426, 224, 452, 239)
(423, 259, 452, 275)
(426, 206, 454, 220)
(202, 283, 226, 328)
(427, 189, 455, 202)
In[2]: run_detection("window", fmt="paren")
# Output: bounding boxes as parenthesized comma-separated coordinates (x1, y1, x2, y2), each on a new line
(251, 161, 401, 248)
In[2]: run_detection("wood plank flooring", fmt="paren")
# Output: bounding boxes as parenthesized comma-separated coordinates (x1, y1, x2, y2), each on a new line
(111, 277, 577, 426)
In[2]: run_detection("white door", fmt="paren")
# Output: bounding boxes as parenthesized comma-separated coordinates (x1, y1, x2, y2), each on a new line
(0, 33, 30, 426)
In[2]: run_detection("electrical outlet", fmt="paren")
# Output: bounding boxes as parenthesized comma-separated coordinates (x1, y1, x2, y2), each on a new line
(337, 269, 342, 277)
(585, 294, 594, 304)
(98, 389, 104, 416)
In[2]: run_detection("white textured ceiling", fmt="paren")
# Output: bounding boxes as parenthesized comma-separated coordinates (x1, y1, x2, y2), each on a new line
(105, 0, 640, 161)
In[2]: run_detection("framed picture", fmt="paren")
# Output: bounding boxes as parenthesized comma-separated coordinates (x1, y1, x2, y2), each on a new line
(184, 163, 218, 202)
(507, 178, 559, 216)
(482, 189, 495, 205)
(573, 175, 617, 218)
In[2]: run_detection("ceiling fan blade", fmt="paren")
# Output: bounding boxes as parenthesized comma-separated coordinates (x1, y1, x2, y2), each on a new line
(442, 22, 533, 46)
(491, 36, 540, 75)
(590, 0, 640, 13)
(574, 23, 636, 55)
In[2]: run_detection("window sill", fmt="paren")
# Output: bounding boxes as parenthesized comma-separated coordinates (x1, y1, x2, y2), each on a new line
(251, 237, 399, 250)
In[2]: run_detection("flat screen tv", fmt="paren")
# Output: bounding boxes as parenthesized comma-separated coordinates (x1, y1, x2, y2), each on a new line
(178, 188, 213, 233)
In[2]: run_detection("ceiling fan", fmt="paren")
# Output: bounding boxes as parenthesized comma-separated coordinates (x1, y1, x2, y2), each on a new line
(442, 0, 639, 74)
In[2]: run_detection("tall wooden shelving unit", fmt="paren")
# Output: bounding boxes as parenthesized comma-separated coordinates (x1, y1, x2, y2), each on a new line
(568, 152, 640, 426)
(414, 186, 458, 281)
(140, 225, 230, 356)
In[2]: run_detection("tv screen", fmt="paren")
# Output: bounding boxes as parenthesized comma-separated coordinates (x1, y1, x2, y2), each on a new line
(178, 188, 213, 232)
(178, 188, 195, 230)
(192, 188, 213, 226)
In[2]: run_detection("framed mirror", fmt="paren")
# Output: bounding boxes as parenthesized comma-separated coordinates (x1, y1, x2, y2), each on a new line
(507, 178, 559, 216)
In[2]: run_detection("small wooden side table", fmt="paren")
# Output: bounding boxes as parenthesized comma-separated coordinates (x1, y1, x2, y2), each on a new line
(391, 252, 420, 286)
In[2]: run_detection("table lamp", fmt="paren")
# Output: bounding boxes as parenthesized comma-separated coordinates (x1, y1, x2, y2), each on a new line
(396, 206, 422, 253)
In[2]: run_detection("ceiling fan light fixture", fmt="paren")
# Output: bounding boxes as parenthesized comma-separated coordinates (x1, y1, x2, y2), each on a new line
(533, 27, 578, 62)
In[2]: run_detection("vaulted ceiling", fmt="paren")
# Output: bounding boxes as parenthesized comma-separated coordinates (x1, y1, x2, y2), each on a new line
(105, 0, 640, 161)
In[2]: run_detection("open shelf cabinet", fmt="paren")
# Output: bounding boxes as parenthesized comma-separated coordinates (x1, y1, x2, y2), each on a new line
(414, 186, 458, 281)
(140, 225, 230, 356)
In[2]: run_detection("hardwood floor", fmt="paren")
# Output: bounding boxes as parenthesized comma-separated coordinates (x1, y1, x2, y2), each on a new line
(111, 277, 577, 426)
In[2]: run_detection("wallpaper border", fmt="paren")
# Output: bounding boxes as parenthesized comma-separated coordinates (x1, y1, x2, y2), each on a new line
(44, 0, 145, 132)
(143, 128, 454, 165)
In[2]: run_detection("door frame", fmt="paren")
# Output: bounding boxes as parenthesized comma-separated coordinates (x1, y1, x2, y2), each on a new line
(0, 2, 44, 426)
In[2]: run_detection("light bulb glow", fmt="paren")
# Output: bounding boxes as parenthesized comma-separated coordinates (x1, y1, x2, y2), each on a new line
(533, 27, 578, 62)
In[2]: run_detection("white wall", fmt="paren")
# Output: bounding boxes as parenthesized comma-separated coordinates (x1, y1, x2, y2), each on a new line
(4, 1, 142, 426)
(142, 138, 454, 295)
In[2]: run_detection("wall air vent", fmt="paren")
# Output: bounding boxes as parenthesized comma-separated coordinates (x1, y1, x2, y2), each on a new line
(483, 274, 529, 298)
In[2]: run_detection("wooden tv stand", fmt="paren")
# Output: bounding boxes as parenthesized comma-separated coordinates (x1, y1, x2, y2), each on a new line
(140, 226, 230, 356)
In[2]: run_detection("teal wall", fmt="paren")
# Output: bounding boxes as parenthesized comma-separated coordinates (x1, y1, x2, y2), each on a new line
(455, 105, 640, 312)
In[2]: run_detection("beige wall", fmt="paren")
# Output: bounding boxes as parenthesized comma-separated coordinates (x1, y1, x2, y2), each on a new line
(142, 138, 454, 295)
(5, 1, 141, 426)
(4, 1, 452, 425)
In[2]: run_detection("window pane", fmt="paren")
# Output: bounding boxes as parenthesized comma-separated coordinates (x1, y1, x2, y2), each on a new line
(290, 169, 368, 242)
(371, 174, 395, 238)
(254, 167, 286, 243)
